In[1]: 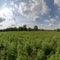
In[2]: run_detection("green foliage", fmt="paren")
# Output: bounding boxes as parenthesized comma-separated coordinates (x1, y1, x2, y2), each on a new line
(36, 50, 45, 60)
(0, 31, 59, 60)
(48, 54, 60, 60)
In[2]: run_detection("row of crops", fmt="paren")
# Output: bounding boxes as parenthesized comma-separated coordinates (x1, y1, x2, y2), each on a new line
(0, 31, 60, 60)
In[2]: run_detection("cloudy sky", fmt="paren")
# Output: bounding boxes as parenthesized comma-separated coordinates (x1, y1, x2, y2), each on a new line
(0, 0, 60, 29)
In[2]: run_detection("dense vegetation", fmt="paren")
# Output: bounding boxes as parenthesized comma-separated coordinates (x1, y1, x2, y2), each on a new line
(0, 25, 59, 31)
(0, 31, 60, 60)
(0, 25, 59, 32)
(0, 25, 39, 31)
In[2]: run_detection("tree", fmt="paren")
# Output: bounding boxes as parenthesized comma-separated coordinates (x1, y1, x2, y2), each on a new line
(34, 25, 38, 31)
(23, 25, 27, 31)
(19, 27, 23, 31)
(28, 27, 32, 31)
(56, 29, 60, 31)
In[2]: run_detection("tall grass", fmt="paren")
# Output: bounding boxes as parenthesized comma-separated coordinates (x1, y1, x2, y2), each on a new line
(0, 31, 60, 60)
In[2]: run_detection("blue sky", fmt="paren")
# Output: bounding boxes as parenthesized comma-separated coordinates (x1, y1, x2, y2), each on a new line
(0, 0, 60, 29)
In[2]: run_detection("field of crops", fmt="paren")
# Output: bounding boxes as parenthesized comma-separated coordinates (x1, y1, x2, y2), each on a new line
(0, 31, 60, 60)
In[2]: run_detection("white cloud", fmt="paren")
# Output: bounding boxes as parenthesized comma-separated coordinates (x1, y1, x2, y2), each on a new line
(55, 15, 59, 19)
(0, 4, 16, 29)
(54, 0, 60, 7)
(45, 18, 56, 23)
(54, 0, 60, 12)
(10, 1, 18, 9)
(0, 19, 16, 29)
(0, 7, 13, 20)
(44, 18, 57, 27)
(18, 0, 50, 21)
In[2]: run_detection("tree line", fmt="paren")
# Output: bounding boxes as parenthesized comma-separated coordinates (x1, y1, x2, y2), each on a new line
(0, 25, 44, 31)
(0, 25, 60, 31)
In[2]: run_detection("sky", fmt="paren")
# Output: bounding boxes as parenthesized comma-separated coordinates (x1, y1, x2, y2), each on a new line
(0, 0, 60, 30)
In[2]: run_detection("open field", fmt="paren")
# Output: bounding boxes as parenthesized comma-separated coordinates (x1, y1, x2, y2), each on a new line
(0, 31, 60, 60)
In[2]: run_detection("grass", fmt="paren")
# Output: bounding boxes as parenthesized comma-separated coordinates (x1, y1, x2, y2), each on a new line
(0, 31, 60, 60)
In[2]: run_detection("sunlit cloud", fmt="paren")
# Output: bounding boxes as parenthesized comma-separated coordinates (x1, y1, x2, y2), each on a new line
(18, 0, 50, 21)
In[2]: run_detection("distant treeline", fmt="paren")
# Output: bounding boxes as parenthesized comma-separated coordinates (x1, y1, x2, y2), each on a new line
(0, 25, 59, 31)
